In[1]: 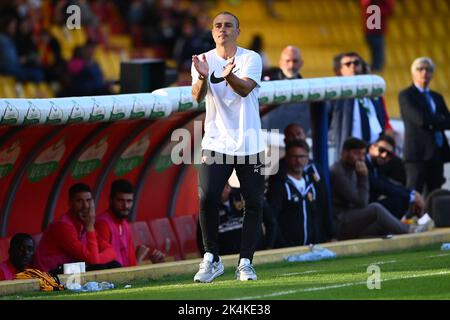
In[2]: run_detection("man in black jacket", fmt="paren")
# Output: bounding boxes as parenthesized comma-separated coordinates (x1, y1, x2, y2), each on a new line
(267, 140, 324, 247)
(366, 135, 424, 219)
(399, 57, 450, 195)
(268, 123, 334, 243)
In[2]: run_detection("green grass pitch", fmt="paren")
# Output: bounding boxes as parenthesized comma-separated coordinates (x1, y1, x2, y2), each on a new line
(3, 244, 450, 300)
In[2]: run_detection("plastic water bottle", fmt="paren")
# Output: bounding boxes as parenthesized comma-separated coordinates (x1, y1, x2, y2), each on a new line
(65, 282, 82, 291)
(99, 281, 114, 290)
(284, 245, 336, 262)
(441, 243, 450, 251)
(81, 282, 102, 292)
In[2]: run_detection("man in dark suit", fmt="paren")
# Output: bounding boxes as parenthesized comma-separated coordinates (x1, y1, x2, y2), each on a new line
(399, 57, 450, 195)
(328, 52, 388, 160)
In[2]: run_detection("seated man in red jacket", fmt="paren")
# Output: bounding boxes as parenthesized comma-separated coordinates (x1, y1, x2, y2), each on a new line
(34, 183, 119, 273)
(0, 233, 35, 281)
(96, 179, 164, 266)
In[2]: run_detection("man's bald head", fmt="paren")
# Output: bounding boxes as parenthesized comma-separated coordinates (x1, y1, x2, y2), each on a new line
(279, 46, 303, 79)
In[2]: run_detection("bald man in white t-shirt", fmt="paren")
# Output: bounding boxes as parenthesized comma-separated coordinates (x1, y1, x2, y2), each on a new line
(191, 11, 264, 283)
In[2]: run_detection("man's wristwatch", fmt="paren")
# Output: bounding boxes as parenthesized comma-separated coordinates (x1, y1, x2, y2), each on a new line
(198, 74, 206, 80)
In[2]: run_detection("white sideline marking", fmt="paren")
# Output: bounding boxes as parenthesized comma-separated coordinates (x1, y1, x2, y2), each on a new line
(427, 253, 450, 258)
(280, 270, 318, 277)
(358, 260, 398, 266)
(236, 270, 450, 300)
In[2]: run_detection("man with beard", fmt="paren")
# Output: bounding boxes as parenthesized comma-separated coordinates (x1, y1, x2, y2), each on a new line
(34, 183, 118, 273)
(366, 135, 425, 220)
(96, 179, 164, 267)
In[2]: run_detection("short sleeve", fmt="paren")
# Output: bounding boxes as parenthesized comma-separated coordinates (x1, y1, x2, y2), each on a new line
(241, 51, 262, 87)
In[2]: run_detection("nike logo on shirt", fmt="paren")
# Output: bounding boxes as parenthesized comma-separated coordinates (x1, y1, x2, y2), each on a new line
(210, 68, 240, 84)
(210, 72, 225, 84)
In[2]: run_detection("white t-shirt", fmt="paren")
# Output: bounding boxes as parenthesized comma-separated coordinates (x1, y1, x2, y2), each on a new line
(287, 175, 306, 195)
(351, 97, 383, 144)
(192, 47, 264, 156)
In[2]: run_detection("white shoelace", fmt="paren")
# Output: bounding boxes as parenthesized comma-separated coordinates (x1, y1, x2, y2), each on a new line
(199, 260, 213, 271)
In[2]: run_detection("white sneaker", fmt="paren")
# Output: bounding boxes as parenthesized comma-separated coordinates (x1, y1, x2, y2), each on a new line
(236, 258, 257, 281)
(194, 252, 224, 283)
(411, 220, 435, 233)
(408, 213, 434, 233)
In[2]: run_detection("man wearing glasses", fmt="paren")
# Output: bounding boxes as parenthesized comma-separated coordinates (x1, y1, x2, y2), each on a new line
(366, 135, 425, 220)
(267, 123, 334, 243)
(267, 140, 321, 247)
(399, 57, 450, 195)
(329, 52, 390, 161)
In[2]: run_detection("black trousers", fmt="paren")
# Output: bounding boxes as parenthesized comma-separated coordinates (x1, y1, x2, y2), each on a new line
(405, 151, 445, 197)
(198, 150, 265, 262)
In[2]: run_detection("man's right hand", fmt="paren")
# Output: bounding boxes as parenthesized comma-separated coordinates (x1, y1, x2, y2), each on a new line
(192, 54, 209, 79)
(355, 160, 368, 176)
(80, 199, 96, 231)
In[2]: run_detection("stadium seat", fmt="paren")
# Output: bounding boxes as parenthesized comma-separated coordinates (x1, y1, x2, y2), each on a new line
(129, 221, 157, 263)
(147, 218, 183, 261)
(431, 196, 450, 227)
(37, 83, 54, 98)
(49, 25, 87, 60)
(170, 215, 201, 260)
(108, 35, 132, 51)
(0, 83, 17, 98)
(0, 237, 11, 263)
(425, 189, 450, 227)
(435, 0, 449, 14)
(23, 82, 37, 98)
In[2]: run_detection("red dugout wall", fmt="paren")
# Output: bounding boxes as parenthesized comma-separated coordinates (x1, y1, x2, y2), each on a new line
(0, 111, 201, 237)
